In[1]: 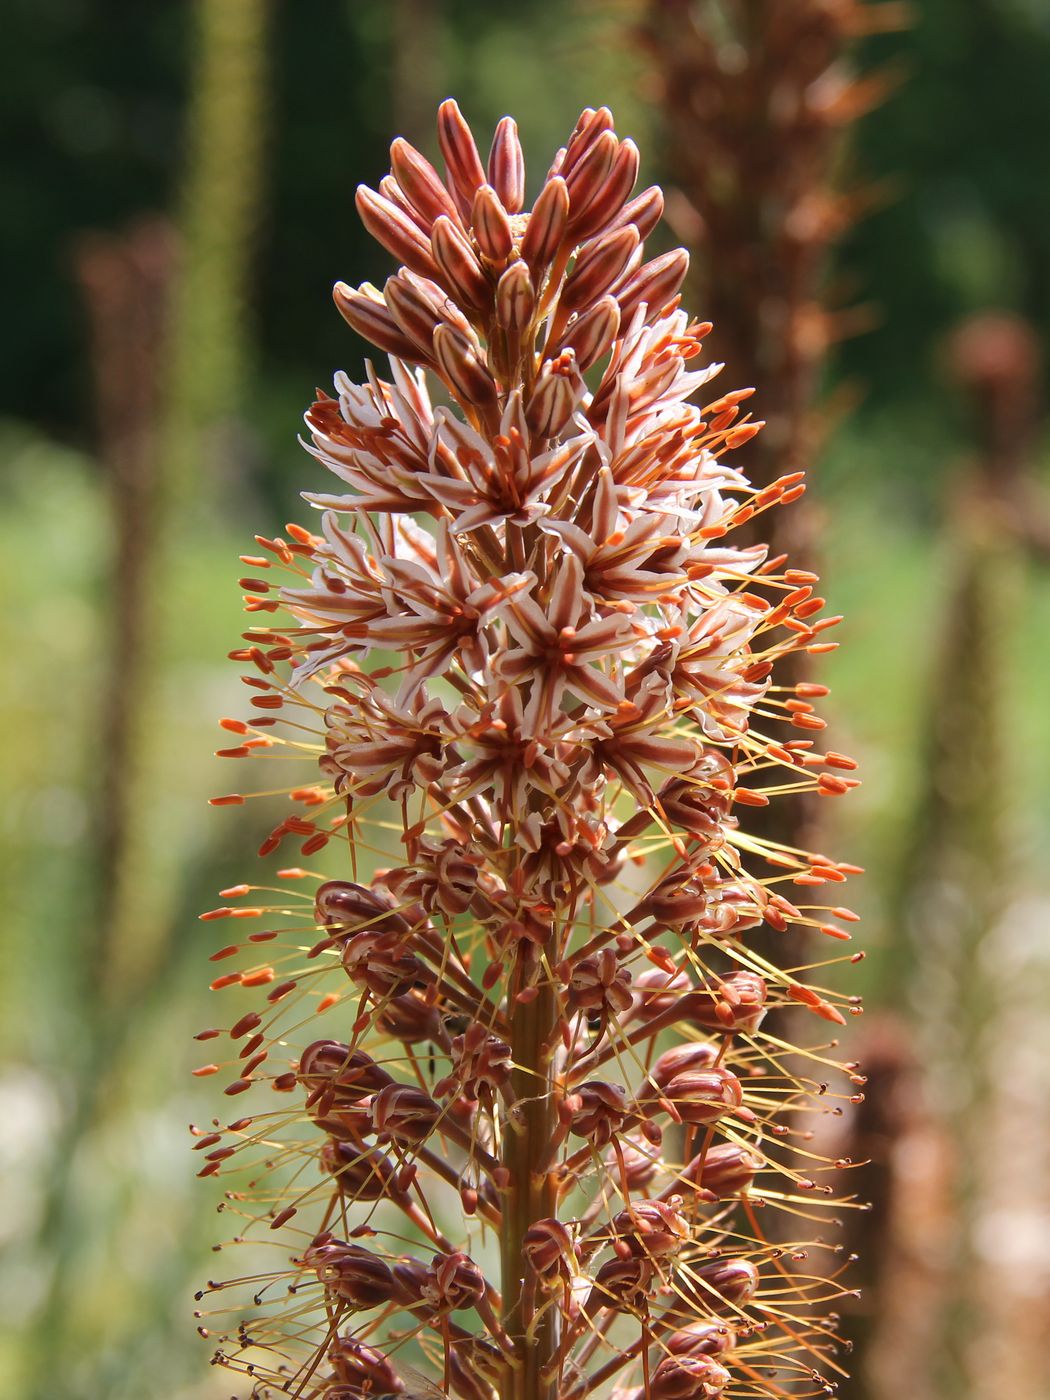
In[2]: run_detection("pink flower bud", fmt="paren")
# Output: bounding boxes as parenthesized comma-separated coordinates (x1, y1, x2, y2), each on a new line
(488, 116, 526, 214)
(607, 184, 665, 240)
(355, 184, 440, 280)
(390, 136, 462, 230)
(332, 282, 419, 360)
(561, 226, 640, 312)
(496, 260, 535, 331)
(569, 138, 640, 242)
(437, 98, 487, 221)
(433, 322, 500, 414)
(471, 184, 515, 264)
(384, 271, 471, 355)
(521, 176, 570, 274)
(525, 350, 585, 437)
(616, 248, 691, 324)
(559, 295, 621, 371)
(564, 130, 617, 218)
(431, 214, 491, 311)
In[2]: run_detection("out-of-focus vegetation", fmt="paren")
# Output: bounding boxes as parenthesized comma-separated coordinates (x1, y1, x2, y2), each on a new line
(1, 2, 1049, 1397)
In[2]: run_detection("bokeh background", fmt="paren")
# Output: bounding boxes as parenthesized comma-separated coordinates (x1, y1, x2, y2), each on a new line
(2, 1, 1050, 1397)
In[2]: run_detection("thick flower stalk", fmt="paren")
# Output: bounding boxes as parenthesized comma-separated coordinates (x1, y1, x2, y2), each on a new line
(193, 102, 863, 1400)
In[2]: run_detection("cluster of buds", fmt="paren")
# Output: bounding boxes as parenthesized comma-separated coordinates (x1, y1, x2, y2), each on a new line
(193, 102, 864, 1400)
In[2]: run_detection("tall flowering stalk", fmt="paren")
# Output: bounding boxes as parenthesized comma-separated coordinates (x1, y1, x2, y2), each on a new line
(194, 102, 862, 1400)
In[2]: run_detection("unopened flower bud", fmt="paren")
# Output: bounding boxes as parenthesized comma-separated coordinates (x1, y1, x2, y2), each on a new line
(564, 130, 617, 217)
(355, 184, 440, 280)
(437, 98, 487, 220)
(496, 260, 535, 331)
(560, 295, 621, 371)
(561, 226, 640, 313)
(332, 282, 419, 361)
(390, 136, 462, 230)
(569, 138, 640, 242)
(472, 184, 514, 264)
(617, 248, 690, 324)
(431, 214, 491, 311)
(525, 350, 585, 437)
(488, 116, 526, 214)
(384, 271, 472, 355)
(521, 176, 570, 274)
(607, 184, 665, 240)
(433, 323, 500, 414)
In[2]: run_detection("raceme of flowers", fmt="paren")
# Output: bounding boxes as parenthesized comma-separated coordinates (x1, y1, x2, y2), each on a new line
(193, 101, 865, 1400)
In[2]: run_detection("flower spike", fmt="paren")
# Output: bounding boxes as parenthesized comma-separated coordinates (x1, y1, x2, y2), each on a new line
(196, 101, 862, 1400)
